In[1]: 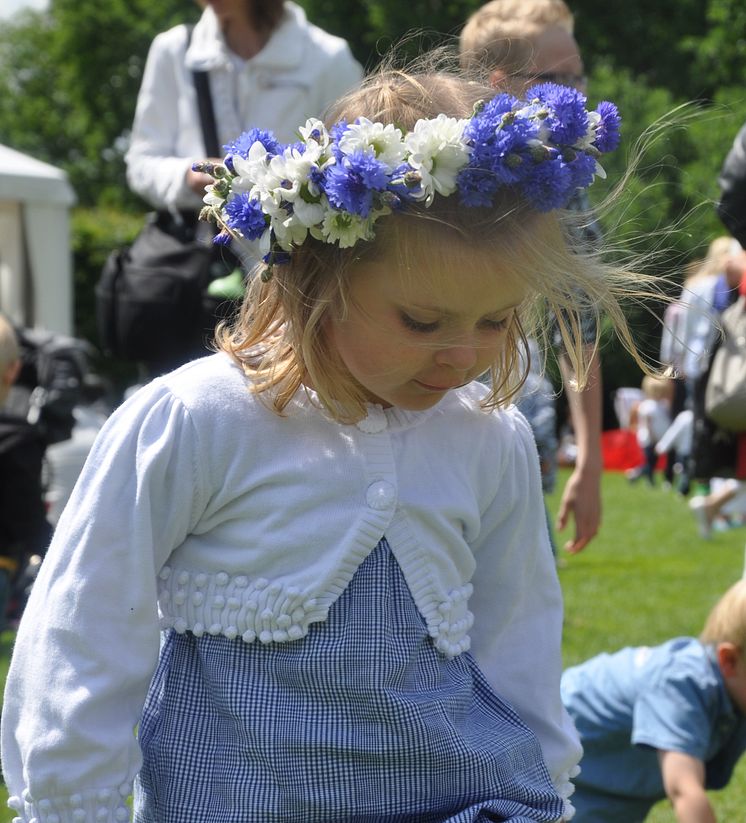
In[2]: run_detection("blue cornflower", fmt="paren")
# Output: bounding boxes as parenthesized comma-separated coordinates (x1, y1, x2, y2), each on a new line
(465, 97, 540, 183)
(567, 152, 598, 191)
(328, 119, 349, 159)
(594, 101, 621, 152)
(262, 240, 291, 266)
(224, 192, 268, 240)
(388, 162, 422, 201)
(223, 128, 282, 159)
(527, 83, 589, 146)
(521, 153, 574, 212)
(457, 166, 500, 207)
(213, 231, 233, 246)
(322, 150, 390, 217)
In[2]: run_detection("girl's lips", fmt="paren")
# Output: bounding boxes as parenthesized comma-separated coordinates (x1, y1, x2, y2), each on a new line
(414, 379, 467, 392)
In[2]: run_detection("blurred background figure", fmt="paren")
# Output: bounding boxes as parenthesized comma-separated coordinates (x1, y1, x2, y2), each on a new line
(0, 314, 51, 629)
(124, 0, 363, 374)
(625, 376, 672, 486)
(127, 0, 363, 218)
(514, 339, 559, 554)
(460, 0, 604, 554)
(660, 237, 741, 406)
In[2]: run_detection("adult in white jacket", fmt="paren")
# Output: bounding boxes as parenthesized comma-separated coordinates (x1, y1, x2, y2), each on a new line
(125, 0, 364, 215)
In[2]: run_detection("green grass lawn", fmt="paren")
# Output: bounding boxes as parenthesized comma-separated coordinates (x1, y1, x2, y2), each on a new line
(0, 469, 744, 821)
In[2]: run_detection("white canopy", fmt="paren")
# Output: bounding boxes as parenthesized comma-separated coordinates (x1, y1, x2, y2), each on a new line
(0, 144, 76, 335)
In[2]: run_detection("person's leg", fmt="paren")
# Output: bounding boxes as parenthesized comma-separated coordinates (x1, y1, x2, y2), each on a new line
(689, 478, 741, 538)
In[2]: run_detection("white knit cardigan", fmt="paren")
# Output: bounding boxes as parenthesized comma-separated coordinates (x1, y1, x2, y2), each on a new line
(1, 353, 581, 823)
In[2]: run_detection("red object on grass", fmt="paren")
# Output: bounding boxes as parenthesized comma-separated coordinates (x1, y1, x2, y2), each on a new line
(601, 429, 644, 472)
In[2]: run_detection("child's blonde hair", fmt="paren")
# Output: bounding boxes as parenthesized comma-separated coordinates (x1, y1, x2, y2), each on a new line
(685, 236, 740, 287)
(641, 375, 671, 402)
(459, 0, 574, 76)
(0, 314, 20, 372)
(217, 66, 656, 423)
(700, 579, 746, 650)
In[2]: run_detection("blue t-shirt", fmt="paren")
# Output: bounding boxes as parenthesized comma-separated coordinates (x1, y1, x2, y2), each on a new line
(561, 637, 746, 800)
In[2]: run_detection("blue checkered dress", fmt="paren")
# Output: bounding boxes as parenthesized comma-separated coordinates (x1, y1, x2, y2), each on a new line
(134, 541, 564, 822)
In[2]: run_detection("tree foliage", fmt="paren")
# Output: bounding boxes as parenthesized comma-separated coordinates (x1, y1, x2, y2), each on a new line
(0, 0, 197, 205)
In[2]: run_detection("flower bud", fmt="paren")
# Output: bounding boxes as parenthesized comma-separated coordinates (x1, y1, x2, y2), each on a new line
(500, 112, 516, 128)
(529, 144, 551, 163)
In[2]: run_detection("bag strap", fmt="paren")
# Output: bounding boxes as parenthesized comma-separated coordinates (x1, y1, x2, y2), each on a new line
(187, 24, 220, 158)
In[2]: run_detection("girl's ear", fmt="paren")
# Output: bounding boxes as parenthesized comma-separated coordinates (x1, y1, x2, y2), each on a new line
(716, 642, 741, 678)
(489, 68, 508, 90)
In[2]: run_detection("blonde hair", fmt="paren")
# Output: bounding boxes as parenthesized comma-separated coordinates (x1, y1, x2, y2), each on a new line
(685, 235, 740, 287)
(700, 579, 746, 650)
(217, 66, 658, 423)
(0, 314, 19, 371)
(641, 375, 671, 402)
(459, 0, 574, 75)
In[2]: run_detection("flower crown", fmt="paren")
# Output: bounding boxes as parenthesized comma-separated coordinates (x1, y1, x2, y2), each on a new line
(197, 82, 620, 278)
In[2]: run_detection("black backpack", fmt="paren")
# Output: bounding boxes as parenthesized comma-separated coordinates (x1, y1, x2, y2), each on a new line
(95, 24, 240, 372)
(11, 327, 93, 446)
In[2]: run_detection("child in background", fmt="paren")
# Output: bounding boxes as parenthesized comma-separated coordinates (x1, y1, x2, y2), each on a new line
(4, 68, 635, 822)
(626, 375, 672, 485)
(562, 579, 746, 822)
(0, 315, 51, 628)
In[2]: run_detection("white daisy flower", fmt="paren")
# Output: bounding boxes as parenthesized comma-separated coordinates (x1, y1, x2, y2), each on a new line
(318, 210, 374, 248)
(291, 197, 325, 228)
(299, 118, 330, 149)
(202, 185, 226, 207)
(403, 114, 471, 204)
(337, 118, 407, 171)
(271, 212, 310, 250)
(576, 111, 601, 151)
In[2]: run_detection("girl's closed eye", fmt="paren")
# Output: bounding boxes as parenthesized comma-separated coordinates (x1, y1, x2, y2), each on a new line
(480, 315, 512, 332)
(400, 311, 514, 335)
(400, 312, 441, 333)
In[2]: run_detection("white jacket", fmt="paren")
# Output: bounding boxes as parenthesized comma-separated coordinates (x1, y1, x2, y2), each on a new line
(2, 353, 580, 823)
(125, 2, 363, 211)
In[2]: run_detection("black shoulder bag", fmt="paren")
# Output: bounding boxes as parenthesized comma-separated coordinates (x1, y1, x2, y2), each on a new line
(96, 25, 236, 371)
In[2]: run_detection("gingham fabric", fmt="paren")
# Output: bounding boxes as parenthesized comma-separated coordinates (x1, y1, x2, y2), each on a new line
(134, 540, 564, 822)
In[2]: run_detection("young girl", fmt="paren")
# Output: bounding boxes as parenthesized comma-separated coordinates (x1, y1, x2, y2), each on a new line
(3, 68, 632, 822)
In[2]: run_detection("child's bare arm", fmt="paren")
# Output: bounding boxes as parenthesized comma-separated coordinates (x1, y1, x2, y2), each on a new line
(658, 750, 716, 823)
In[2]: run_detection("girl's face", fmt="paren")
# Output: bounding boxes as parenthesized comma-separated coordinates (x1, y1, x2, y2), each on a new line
(326, 250, 528, 410)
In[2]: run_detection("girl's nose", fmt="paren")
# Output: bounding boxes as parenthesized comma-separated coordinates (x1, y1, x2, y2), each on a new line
(434, 343, 479, 372)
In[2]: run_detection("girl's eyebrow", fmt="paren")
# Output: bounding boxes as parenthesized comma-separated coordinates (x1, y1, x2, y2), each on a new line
(407, 302, 521, 317)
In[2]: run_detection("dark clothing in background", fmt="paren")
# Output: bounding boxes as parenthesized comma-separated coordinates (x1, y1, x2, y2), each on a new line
(0, 412, 52, 567)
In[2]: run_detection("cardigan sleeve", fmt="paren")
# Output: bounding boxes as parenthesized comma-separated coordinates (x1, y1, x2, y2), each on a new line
(1, 382, 207, 823)
(125, 26, 201, 210)
(467, 409, 582, 817)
